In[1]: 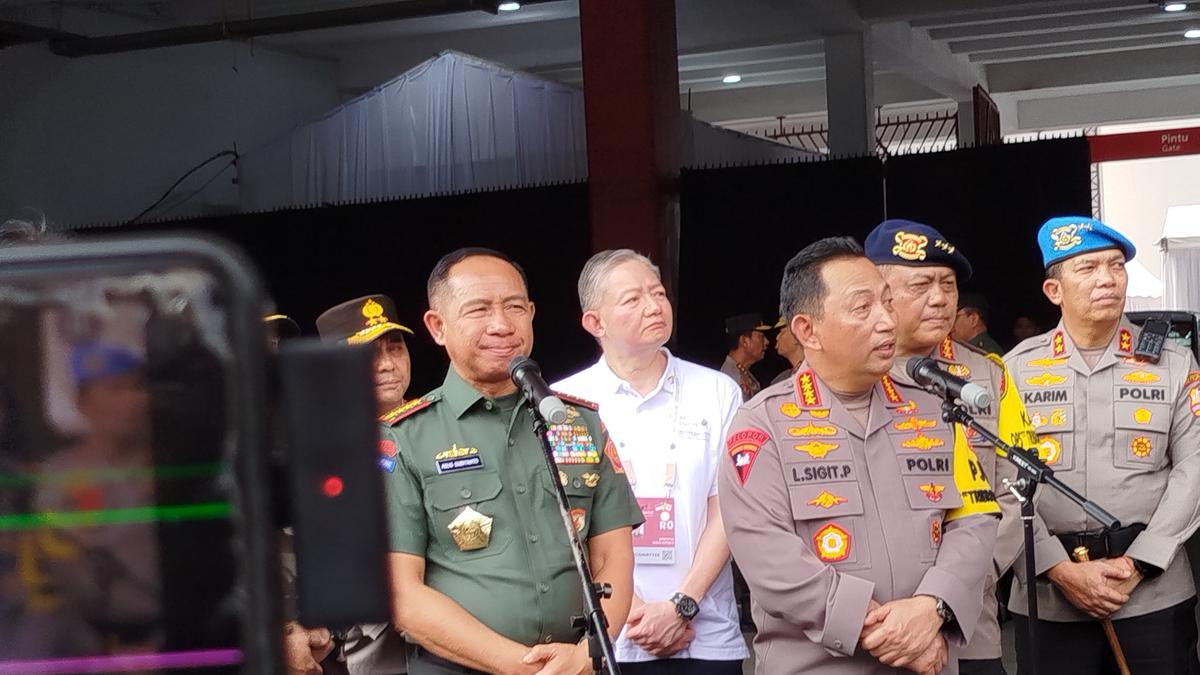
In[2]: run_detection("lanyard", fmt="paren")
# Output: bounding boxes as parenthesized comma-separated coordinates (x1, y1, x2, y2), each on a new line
(613, 366, 682, 498)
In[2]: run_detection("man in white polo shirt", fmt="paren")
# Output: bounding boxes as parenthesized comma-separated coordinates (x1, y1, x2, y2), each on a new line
(554, 249, 748, 675)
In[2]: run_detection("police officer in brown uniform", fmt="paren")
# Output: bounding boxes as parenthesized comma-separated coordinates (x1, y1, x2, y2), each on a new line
(1004, 217, 1200, 673)
(719, 237, 1000, 675)
(866, 219, 1038, 675)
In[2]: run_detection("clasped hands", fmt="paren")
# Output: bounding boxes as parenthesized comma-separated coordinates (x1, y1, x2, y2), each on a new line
(859, 596, 947, 675)
(1046, 555, 1141, 619)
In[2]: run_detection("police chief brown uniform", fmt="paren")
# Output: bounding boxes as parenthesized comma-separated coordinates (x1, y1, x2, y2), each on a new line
(719, 237, 1000, 675)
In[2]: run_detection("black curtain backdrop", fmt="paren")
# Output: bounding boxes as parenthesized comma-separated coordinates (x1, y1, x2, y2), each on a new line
(678, 138, 1093, 384)
(77, 138, 1093, 397)
(677, 156, 886, 381)
(884, 138, 1094, 351)
(100, 183, 598, 396)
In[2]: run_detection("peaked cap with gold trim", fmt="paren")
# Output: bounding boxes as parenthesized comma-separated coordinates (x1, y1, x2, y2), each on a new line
(316, 294, 414, 345)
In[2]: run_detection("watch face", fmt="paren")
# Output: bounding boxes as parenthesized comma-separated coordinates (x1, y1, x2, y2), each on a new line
(676, 595, 699, 619)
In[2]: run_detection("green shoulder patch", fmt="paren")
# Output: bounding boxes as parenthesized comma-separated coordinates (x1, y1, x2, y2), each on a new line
(379, 393, 441, 426)
(553, 391, 598, 411)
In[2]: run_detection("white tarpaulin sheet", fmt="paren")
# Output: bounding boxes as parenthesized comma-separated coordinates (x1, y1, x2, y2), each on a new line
(1158, 204, 1200, 312)
(239, 50, 810, 211)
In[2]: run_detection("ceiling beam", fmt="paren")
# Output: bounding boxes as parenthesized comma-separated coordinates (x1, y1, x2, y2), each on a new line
(928, 7, 1190, 40)
(988, 44, 1200, 91)
(872, 21, 985, 101)
(948, 19, 1199, 54)
(862, 0, 1137, 24)
(969, 34, 1198, 62)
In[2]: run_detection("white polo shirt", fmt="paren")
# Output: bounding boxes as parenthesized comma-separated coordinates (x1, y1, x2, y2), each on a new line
(554, 350, 748, 663)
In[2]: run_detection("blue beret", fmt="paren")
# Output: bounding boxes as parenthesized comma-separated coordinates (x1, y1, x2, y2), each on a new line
(864, 219, 972, 282)
(70, 341, 144, 387)
(1037, 216, 1136, 269)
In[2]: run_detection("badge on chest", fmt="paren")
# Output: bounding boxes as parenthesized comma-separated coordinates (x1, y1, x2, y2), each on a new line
(633, 497, 676, 565)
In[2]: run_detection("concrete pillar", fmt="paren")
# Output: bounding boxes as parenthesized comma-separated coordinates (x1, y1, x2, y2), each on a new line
(824, 32, 875, 156)
(957, 99, 976, 148)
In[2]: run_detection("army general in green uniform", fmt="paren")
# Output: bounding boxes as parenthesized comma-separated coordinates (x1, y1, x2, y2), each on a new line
(384, 248, 643, 675)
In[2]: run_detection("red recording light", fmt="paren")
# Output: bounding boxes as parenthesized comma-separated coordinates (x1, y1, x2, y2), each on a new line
(321, 476, 344, 498)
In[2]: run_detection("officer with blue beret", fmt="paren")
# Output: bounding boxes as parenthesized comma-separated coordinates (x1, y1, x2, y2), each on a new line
(70, 341, 144, 387)
(1005, 216, 1200, 673)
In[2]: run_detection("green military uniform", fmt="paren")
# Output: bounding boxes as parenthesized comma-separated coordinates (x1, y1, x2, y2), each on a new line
(382, 367, 643, 672)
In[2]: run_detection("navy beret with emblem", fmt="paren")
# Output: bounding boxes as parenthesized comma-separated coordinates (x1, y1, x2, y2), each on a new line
(864, 219, 972, 282)
(1037, 216, 1136, 269)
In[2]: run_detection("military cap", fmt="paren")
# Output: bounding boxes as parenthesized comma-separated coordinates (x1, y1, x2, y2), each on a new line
(725, 313, 771, 335)
(71, 341, 143, 387)
(316, 294, 413, 345)
(263, 313, 301, 340)
(1037, 216, 1136, 269)
(864, 218, 972, 282)
(773, 316, 787, 329)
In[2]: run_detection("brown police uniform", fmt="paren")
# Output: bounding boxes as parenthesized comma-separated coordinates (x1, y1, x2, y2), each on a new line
(892, 337, 1038, 662)
(1004, 319, 1200, 621)
(718, 368, 1000, 675)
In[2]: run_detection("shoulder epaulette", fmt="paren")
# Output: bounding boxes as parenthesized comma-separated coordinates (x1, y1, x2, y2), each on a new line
(553, 391, 599, 411)
(378, 393, 441, 426)
(955, 339, 990, 357)
(1008, 331, 1052, 355)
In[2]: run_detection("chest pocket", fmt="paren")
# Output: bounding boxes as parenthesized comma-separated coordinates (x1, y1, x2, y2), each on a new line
(543, 467, 599, 542)
(1113, 401, 1171, 471)
(787, 480, 870, 571)
(1023, 381, 1075, 471)
(426, 472, 511, 561)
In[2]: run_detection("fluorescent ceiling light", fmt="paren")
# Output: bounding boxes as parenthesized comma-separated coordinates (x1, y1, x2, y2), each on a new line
(1186, 28, 1200, 38)
(722, 74, 742, 84)
(498, 1, 521, 11)
(1164, 2, 1188, 11)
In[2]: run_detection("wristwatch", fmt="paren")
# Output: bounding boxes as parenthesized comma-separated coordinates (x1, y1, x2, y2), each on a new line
(670, 592, 700, 621)
(933, 596, 956, 628)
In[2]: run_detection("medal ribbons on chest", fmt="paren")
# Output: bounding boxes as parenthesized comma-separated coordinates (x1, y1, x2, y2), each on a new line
(547, 417, 601, 465)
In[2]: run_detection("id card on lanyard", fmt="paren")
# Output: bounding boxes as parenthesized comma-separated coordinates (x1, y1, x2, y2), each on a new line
(627, 383, 680, 566)
(632, 458, 676, 565)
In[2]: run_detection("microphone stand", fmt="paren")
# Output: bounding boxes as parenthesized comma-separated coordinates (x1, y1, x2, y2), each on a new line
(937, 396, 1121, 675)
(526, 403, 621, 675)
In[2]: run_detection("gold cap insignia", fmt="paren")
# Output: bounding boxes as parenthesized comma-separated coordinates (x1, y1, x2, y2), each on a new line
(892, 231, 929, 261)
(362, 298, 387, 327)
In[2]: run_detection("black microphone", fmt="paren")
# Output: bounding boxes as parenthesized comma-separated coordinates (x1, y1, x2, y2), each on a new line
(906, 357, 992, 410)
(508, 355, 568, 424)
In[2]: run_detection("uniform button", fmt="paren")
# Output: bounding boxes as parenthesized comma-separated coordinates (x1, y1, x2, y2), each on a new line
(572, 479, 582, 489)
(833, 640, 843, 650)
(484, 400, 494, 411)
(528, 533, 539, 543)
(543, 635, 552, 643)
(508, 438, 515, 446)
(460, 489, 471, 499)
(538, 582, 550, 593)
(516, 484, 527, 494)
